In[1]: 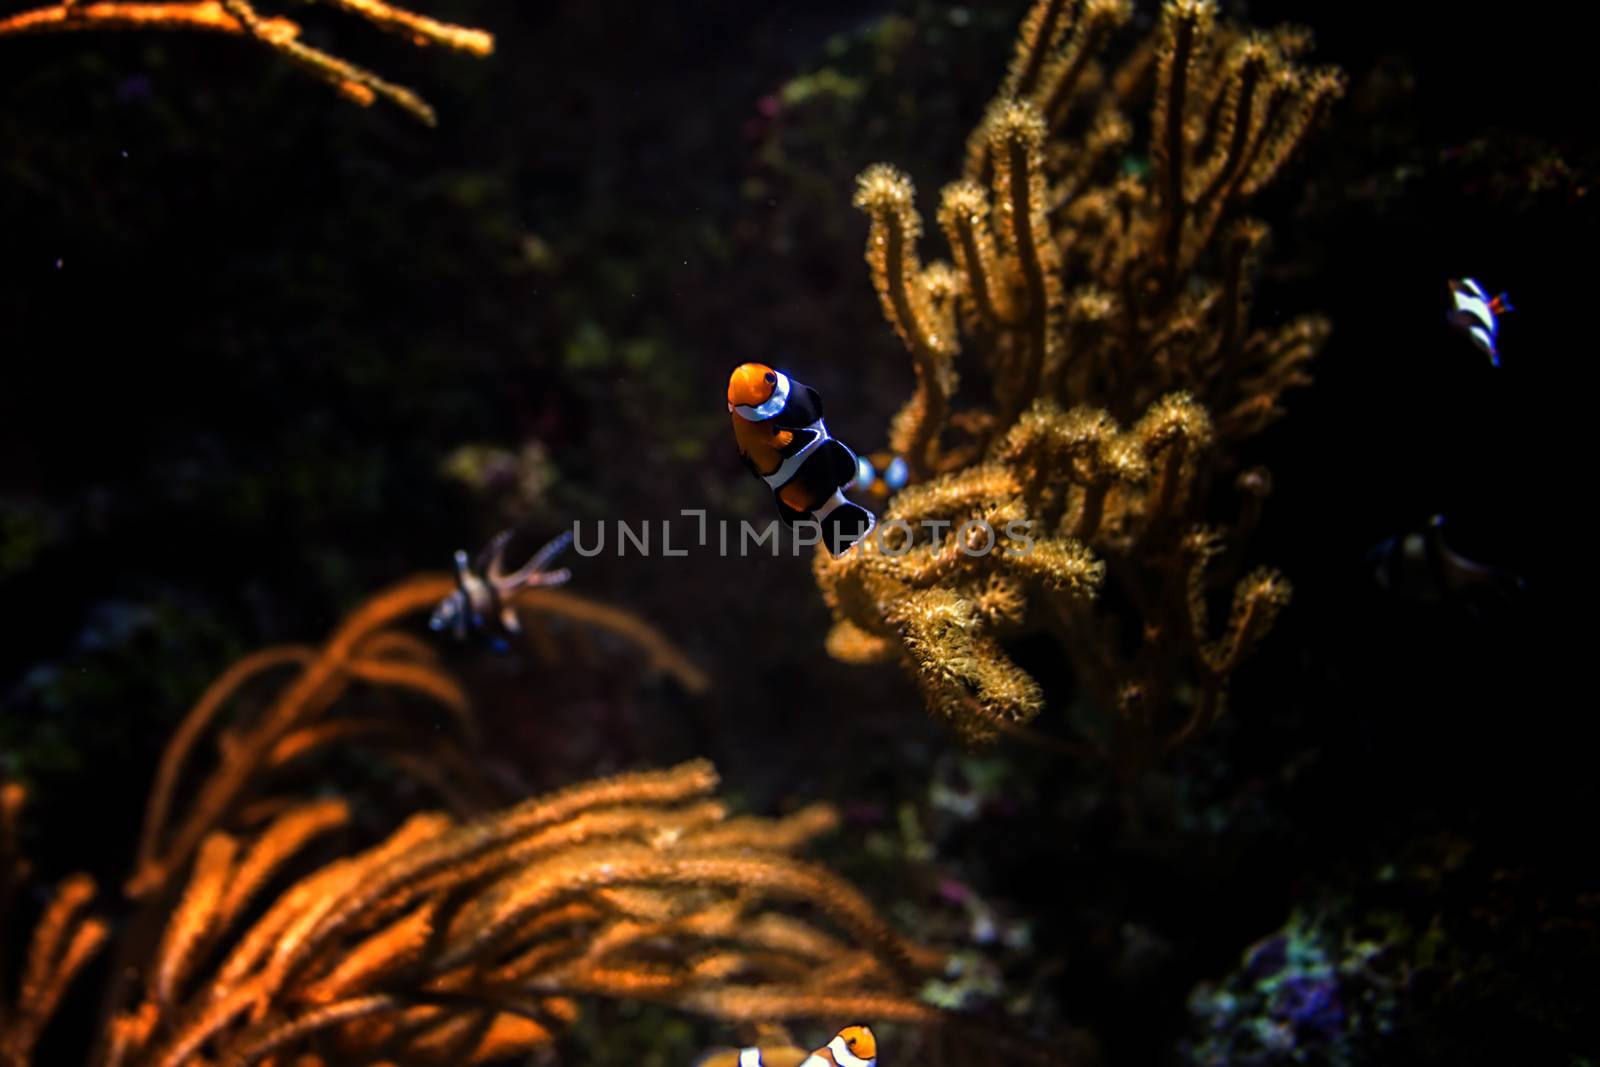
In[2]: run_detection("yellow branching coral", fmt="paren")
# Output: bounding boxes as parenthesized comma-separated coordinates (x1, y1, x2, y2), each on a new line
(0, 581, 943, 1066)
(824, 0, 1342, 766)
(0, 0, 492, 124)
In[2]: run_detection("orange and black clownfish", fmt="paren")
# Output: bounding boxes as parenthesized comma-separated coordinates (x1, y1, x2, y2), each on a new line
(695, 1025, 879, 1067)
(728, 363, 875, 557)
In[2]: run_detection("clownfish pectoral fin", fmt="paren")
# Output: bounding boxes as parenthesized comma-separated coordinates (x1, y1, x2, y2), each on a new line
(779, 426, 819, 457)
(773, 490, 811, 525)
(1491, 292, 1513, 315)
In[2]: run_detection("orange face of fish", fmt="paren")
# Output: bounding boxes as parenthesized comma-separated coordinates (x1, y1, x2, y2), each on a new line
(837, 1026, 876, 1060)
(731, 409, 792, 477)
(728, 362, 779, 413)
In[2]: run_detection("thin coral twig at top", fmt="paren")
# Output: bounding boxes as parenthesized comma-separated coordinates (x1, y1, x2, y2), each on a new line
(0, 0, 492, 123)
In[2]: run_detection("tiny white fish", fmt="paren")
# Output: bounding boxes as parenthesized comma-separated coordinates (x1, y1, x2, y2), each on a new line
(1446, 277, 1512, 365)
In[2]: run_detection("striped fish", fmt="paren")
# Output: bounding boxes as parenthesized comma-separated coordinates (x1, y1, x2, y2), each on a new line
(1446, 277, 1512, 365)
(428, 528, 572, 646)
(728, 363, 876, 557)
(698, 1025, 878, 1067)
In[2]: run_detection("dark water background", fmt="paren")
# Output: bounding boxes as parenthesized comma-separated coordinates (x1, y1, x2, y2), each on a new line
(1, 0, 1593, 1063)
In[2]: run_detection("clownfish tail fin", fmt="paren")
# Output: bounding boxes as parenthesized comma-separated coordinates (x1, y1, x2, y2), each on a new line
(819, 495, 875, 558)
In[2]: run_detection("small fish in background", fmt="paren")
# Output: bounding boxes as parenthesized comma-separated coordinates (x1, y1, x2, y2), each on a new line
(1367, 514, 1526, 616)
(696, 1025, 878, 1067)
(728, 362, 875, 557)
(853, 451, 910, 501)
(429, 528, 572, 646)
(1446, 277, 1513, 365)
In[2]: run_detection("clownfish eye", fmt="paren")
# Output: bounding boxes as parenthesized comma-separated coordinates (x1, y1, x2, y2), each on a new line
(764, 371, 777, 385)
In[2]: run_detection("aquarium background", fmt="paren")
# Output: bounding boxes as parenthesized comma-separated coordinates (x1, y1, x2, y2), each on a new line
(0, 0, 1593, 1064)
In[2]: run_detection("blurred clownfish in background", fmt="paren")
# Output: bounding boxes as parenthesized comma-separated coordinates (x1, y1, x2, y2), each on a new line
(696, 1024, 878, 1067)
(728, 362, 875, 557)
(1446, 277, 1512, 365)
(853, 451, 910, 501)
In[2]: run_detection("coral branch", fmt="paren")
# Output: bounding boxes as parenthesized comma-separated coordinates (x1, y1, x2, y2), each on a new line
(0, 0, 493, 122)
(0, 819, 107, 1067)
(0, 573, 944, 1066)
(830, 0, 1339, 766)
(854, 165, 958, 478)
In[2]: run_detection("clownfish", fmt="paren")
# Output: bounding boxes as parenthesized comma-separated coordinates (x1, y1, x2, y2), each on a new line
(696, 1025, 879, 1067)
(429, 528, 572, 647)
(1446, 277, 1512, 365)
(728, 363, 875, 557)
(853, 451, 910, 501)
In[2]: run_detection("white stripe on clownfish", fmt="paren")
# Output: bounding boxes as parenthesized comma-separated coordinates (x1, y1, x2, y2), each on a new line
(759, 418, 829, 490)
(1446, 277, 1511, 365)
(720, 1025, 877, 1067)
(733, 371, 791, 421)
(815, 489, 874, 531)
